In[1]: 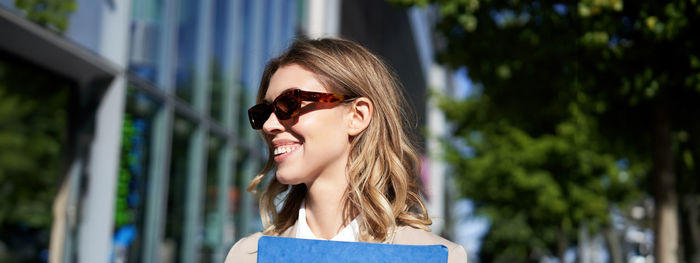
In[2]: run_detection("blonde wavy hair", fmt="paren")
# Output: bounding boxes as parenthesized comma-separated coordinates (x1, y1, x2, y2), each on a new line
(246, 38, 431, 242)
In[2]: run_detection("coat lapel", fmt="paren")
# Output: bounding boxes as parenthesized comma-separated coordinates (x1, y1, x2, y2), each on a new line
(244, 222, 298, 254)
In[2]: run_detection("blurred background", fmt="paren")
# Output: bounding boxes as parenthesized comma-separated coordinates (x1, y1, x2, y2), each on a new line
(0, 0, 698, 263)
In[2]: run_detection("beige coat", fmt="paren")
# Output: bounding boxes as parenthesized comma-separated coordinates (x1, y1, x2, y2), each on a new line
(224, 223, 467, 263)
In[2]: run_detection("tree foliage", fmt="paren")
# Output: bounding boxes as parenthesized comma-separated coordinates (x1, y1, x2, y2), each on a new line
(13, 0, 77, 33)
(0, 58, 69, 228)
(441, 92, 645, 262)
(0, 56, 71, 262)
(392, 0, 700, 262)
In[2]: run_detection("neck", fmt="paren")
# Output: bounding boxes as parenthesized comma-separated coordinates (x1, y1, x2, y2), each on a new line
(303, 170, 349, 240)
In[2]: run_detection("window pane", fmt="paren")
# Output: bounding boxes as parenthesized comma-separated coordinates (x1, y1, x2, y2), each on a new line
(200, 135, 224, 262)
(225, 148, 239, 246)
(233, 145, 263, 238)
(236, 88, 252, 136)
(163, 115, 195, 263)
(129, 0, 163, 83)
(174, 0, 200, 104)
(209, 0, 229, 123)
(233, 147, 247, 240)
(113, 85, 161, 262)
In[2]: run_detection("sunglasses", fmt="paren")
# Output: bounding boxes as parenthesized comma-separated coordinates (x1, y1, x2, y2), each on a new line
(247, 89, 354, 129)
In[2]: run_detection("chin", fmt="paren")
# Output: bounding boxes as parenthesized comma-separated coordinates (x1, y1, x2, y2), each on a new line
(275, 172, 303, 185)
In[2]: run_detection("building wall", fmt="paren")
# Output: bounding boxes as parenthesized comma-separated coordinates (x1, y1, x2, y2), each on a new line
(0, 1, 127, 262)
(2, 0, 301, 262)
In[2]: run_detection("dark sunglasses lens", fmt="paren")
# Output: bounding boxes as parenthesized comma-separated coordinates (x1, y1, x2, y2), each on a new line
(273, 93, 300, 120)
(248, 104, 272, 129)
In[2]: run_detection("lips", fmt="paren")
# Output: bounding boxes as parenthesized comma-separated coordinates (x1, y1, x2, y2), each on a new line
(271, 139, 302, 163)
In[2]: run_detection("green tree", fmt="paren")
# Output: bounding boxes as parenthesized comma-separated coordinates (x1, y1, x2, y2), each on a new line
(13, 0, 77, 33)
(0, 59, 69, 228)
(440, 92, 644, 262)
(392, 0, 700, 262)
(0, 57, 71, 262)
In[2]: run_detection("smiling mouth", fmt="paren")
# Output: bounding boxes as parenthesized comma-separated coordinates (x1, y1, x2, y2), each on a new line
(273, 144, 301, 156)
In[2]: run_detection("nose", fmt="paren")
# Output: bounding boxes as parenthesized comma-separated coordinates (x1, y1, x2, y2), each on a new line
(262, 111, 284, 134)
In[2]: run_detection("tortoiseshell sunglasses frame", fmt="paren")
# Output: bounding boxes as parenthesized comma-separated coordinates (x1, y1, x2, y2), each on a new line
(247, 89, 354, 129)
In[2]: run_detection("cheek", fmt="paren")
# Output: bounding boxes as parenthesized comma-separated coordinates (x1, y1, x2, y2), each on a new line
(295, 111, 349, 152)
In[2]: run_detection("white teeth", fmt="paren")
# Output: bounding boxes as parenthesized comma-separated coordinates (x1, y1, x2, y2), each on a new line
(273, 145, 299, 155)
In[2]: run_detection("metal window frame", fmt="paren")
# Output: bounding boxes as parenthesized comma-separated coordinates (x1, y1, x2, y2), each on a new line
(180, 0, 214, 261)
(140, 0, 178, 261)
(215, 0, 244, 261)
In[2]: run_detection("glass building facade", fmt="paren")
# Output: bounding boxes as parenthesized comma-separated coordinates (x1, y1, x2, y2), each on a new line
(120, 0, 299, 262)
(1, 0, 300, 262)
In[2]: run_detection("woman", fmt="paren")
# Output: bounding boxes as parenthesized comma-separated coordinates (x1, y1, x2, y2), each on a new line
(225, 38, 466, 263)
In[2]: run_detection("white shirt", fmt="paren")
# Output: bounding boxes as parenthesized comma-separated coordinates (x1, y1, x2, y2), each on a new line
(295, 200, 359, 242)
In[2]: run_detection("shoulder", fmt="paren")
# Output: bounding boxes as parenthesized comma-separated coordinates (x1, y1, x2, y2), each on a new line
(224, 225, 296, 263)
(392, 226, 468, 263)
(391, 226, 459, 248)
(224, 232, 263, 263)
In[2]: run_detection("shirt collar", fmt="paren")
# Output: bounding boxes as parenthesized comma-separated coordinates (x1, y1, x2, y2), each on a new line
(295, 199, 359, 242)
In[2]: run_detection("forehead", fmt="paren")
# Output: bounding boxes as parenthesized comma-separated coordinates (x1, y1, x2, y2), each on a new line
(265, 64, 328, 101)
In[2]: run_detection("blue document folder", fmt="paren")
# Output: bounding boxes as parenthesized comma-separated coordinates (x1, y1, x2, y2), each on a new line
(257, 236, 448, 263)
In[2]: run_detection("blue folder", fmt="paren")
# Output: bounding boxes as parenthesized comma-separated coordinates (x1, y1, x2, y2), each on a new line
(257, 236, 448, 263)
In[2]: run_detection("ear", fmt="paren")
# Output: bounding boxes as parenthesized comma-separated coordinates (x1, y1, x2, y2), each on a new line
(347, 97, 372, 136)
